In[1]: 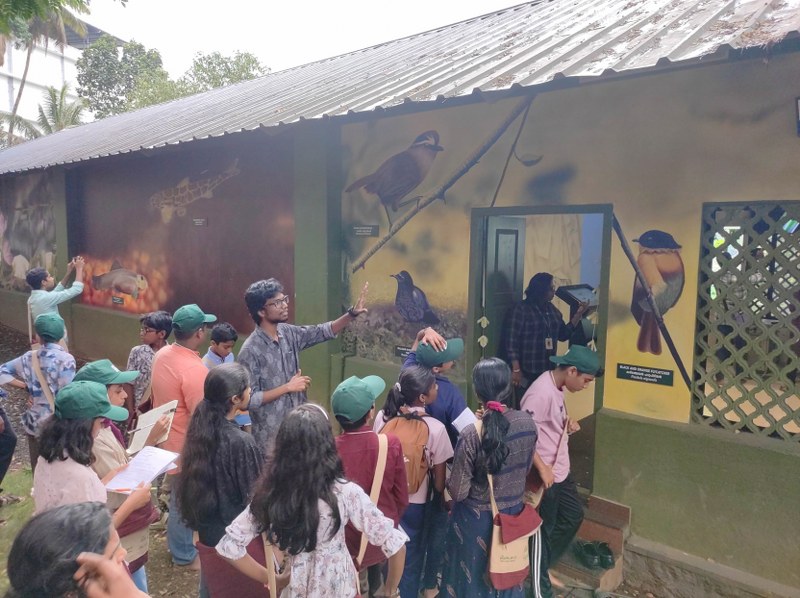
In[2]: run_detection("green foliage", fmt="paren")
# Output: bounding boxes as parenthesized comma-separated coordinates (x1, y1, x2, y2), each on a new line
(0, 0, 101, 34)
(76, 42, 269, 116)
(0, 111, 41, 147)
(36, 83, 86, 133)
(182, 50, 268, 92)
(0, 470, 35, 594)
(76, 35, 167, 118)
(127, 68, 195, 111)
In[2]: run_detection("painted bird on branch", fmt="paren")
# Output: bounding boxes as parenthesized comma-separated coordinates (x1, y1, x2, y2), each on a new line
(391, 270, 440, 325)
(345, 131, 444, 224)
(630, 229, 685, 355)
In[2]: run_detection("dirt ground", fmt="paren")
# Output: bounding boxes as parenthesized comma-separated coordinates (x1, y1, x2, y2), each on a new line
(0, 321, 657, 598)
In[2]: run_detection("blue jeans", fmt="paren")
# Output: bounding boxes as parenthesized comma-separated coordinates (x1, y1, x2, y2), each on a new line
(399, 503, 426, 598)
(167, 475, 197, 565)
(130, 566, 148, 593)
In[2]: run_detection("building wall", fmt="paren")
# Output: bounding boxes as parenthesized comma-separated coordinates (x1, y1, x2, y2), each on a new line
(0, 46, 798, 588)
(338, 51, 800, 586)
(1, 43, 82, 122)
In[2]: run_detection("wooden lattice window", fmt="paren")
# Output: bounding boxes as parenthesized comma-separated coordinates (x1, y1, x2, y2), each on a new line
(693, 202, 800, 441)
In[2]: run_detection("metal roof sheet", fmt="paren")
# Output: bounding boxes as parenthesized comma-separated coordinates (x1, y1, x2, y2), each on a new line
(2, 0, 799, 175)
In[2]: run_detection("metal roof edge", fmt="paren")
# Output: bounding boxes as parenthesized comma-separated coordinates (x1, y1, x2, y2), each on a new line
(1, 27, 799, 178)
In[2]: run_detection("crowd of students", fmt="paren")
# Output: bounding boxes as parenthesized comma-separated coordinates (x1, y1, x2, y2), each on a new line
(0, 265, 604, 598)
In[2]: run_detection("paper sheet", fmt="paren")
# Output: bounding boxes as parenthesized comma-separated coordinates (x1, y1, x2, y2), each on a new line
(126, 400, 178, 455)
(452, 407, 477, 433)
(106, 446, 178, 494)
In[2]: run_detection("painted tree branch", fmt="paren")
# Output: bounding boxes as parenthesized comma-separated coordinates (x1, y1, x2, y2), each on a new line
(351, 94, 536, 273)
(612, 214, 692, 390)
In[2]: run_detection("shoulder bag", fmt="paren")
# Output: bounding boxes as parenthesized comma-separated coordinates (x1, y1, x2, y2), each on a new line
(475, 420, 543, 590)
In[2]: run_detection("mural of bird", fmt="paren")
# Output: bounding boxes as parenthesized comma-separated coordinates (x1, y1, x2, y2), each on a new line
(630, 230, 685, 355)
(391, 270, 440, 325)
(345, 131, 444, 223)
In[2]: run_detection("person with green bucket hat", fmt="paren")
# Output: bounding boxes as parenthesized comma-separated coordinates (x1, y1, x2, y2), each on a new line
(0, 313, 76, 478)
(72, 362, 165, 592)
(31, 380, 152, 532)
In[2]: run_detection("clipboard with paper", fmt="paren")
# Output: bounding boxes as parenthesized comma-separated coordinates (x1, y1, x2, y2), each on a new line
(126, 400, 178, 455)
(106, 446, 179, 494)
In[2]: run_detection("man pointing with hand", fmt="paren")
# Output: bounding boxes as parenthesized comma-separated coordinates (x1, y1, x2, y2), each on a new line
(239, 278, 368, 455)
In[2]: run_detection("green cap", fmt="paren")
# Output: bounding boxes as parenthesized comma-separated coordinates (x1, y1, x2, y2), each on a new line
(172, 304, 216, 333)
(74, 359, 139, 385)
(34, 313, 65, 342)
(331, 375, 386, 422)
(55, 381, 129, 421)
(416, 337, 464, 368)
(549, 345, 602, 375)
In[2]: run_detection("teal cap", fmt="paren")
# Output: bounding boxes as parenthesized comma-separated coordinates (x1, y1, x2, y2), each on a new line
(55, 381, 129, 421)
(74, 359, 139, 385)
(331, 375, 386, 422)
(416, 337, 464, 368)
(172, 304, 216, 333)
(34, 313, 65, 342)
(549, 345, 602, 375)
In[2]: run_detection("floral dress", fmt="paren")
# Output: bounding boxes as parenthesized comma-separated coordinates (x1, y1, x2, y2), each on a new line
(217, 480, 408, 597)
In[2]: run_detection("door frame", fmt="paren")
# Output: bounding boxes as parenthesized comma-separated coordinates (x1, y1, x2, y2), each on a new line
(467, 204, 614, 413)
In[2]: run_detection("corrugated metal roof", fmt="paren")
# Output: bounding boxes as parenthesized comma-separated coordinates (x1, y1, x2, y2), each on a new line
(2, 0, 799, 175)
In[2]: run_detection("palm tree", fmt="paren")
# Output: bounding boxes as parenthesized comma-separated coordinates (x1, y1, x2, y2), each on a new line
(0, 112, 41, 147)
(6, 7, 86, 143)
(36, 83, 86, 134)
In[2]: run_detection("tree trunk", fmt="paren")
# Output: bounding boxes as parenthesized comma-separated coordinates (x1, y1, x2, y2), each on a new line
(7, 43, 34, 145)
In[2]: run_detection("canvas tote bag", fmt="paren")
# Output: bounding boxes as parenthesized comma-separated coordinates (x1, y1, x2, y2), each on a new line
(475, 420, 542, 590)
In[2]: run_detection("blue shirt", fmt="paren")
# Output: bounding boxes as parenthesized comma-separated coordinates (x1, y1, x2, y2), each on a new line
(28, 282, 84, 320)
(402, 351, 468, 449)
(0, 343, 76, 435)
(201, 348, 235, 369)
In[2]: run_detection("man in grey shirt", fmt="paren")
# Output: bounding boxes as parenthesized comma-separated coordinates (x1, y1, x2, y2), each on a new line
(238, 278, 368, 454)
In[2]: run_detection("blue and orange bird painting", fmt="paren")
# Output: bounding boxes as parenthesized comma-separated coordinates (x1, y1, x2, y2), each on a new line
(630, 230, 685, 355)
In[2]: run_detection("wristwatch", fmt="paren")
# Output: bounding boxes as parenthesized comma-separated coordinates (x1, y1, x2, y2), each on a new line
(347, 305, 361, 318)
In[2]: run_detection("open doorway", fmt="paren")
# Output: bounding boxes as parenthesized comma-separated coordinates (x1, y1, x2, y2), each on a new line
(467, 205, 612, 491)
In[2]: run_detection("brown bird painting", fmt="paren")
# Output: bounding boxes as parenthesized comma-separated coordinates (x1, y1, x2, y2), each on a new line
(630, 230, 685, 355)
(345, 131, 444, 224)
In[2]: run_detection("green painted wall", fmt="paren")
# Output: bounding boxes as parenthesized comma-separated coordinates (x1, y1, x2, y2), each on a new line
(292, 123, 343, 410)
(594, 409, 800, 588)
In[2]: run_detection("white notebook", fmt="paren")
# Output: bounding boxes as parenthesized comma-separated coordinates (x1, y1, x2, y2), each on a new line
(106, 446, 178, 494)
(126, 400, 178, 455)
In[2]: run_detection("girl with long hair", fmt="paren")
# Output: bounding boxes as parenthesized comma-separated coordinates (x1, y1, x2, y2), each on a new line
(6, 501, 146, 598)
(373, 366, 453, 598)
(33, 381, 152, 528)
(441, 358, 537, 597)
(177, 363, 265, 597)
(217, 403, 408, 597)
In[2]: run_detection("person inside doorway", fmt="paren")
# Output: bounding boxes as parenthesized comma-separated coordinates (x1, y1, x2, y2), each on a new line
(505, 273, 588, 391)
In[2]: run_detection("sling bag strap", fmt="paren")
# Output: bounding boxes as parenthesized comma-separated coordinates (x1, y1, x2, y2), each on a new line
(27, 301, 33, 343)
(30, 350, 56, 412)
(262, 532, 278, 597)
(356, 433, 389, 567)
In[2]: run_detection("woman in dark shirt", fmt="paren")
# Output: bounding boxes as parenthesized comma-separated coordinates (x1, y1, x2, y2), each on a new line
(178, 362, 264, 597)
(441, 358, 537, 597)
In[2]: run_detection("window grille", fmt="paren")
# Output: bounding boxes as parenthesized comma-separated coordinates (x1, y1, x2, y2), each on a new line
(693, 202, 800, 441)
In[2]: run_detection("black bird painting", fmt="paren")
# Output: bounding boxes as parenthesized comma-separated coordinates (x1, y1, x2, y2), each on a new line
(345, 131, 444, 224)
(391, 270, 440, 325)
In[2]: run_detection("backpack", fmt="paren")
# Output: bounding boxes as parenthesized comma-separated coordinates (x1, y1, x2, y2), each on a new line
(380, 413, 431, 494)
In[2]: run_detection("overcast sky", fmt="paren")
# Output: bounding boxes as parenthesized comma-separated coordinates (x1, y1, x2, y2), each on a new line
(86, 1, 522, 77)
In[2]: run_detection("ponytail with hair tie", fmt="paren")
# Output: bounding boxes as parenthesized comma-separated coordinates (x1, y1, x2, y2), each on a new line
(485, 401, 504, 413)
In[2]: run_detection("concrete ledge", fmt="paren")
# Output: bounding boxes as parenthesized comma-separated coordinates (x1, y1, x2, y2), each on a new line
(626, 535, 800, 598)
